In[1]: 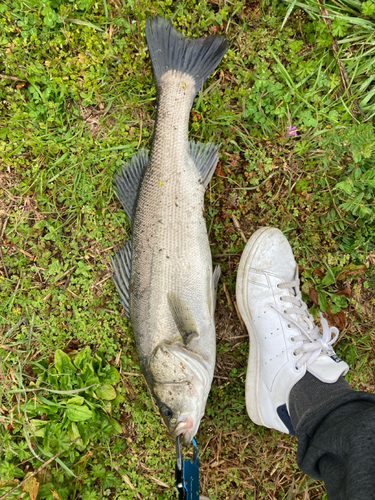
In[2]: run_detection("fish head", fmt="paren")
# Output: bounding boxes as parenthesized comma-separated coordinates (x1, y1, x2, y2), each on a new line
(149, 342, 211, 445)
(154, 380, 202, 445)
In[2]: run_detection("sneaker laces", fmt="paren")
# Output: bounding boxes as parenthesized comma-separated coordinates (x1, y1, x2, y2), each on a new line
(271, 279, 340, 370)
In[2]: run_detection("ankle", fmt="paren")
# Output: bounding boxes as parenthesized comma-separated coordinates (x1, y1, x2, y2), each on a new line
(288, 372, 354, 431)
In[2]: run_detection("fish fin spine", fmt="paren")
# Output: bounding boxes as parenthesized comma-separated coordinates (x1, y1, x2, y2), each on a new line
(111, 240, 132, 316)
(114, 149, 149, 222)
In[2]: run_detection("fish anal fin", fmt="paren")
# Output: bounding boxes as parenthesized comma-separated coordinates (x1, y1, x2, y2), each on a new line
(167, 293, 199, 346)
(111, 240, 132, 317)
(114, 149, 149, 222)
(189, 141, 220, 188)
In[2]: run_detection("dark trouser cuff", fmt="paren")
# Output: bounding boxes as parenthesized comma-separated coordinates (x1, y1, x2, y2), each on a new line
(289, 372, 354, 430)
(289, 372, 375, 499)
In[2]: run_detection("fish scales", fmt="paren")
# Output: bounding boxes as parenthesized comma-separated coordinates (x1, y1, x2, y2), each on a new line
(112, 16, 228, 444)
(132, 73, 213, 365)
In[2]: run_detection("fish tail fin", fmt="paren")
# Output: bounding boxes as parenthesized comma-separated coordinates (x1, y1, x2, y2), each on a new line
(145, 16, 228, 95)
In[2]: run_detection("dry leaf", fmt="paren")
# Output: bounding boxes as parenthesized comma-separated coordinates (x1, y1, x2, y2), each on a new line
(149, 475, 169, 488)
(23, 475, 39, 500)
(325, 308, 347, 330)
(313, 266, 325, 277)
(337, 265, 367, 281)
(309, 286, 319, 305)
(215, 161, 225, 177)
(0, 478, 19, 488)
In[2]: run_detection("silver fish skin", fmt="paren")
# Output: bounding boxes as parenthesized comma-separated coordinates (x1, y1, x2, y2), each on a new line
(112, 17, 227, 445)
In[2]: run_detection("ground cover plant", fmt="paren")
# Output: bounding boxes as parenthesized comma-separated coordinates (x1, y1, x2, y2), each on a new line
(1, 0, 374, 498)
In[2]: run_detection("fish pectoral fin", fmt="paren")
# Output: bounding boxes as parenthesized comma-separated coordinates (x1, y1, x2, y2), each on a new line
(213, 265, 221, 313)
(209, 265, 221, 317)
(189, 141, 221, 189)
(181, 330, 198, 345)
(167, 293, 199, 346)
(213, 265, 221, 289)
(111, 240, 132, 317)
(114, 149, 149, 222)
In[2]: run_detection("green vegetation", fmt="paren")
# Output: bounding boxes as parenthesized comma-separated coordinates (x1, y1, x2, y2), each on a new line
(1, 0, 374, 498)
(0, 348, 123, 499)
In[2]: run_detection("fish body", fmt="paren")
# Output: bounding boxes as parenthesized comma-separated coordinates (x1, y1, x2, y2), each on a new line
(112, 17, 227, 444)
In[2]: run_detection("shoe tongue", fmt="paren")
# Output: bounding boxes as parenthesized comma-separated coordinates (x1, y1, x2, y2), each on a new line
(308, 353, 349, 383)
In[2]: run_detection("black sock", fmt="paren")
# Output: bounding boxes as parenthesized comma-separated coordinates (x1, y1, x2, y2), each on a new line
(288, 371, 375, 499)
(289, 371, 354, 430)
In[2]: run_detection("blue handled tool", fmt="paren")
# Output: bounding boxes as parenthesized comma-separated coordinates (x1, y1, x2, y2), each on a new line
(175, 436, 200, 499)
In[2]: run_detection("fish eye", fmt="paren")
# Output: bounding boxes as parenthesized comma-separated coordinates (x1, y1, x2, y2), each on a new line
(160, 406, 173, 418)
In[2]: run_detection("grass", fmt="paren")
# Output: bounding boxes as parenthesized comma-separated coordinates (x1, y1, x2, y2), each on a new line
(0, 0, 374, 498)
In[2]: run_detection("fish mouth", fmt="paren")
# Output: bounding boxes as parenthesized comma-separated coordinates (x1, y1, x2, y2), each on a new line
(173, 415, 199, 445)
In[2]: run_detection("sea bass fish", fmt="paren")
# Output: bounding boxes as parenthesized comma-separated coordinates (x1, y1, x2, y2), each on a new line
(111, 17, 227, 445)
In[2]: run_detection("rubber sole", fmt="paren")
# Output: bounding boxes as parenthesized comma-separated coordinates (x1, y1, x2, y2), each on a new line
(236, 227, 278, 427)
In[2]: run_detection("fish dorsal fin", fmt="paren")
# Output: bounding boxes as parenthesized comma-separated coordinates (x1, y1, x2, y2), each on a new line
(114, 149, 149, 222)
(111, 240, 132, 317)
(189, 141, 220, 188)
(209, 265, 221, 317)
(167, 293, 199, 346)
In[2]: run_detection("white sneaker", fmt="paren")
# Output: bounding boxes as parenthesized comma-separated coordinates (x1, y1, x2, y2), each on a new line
(236, 227, 349, 434)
